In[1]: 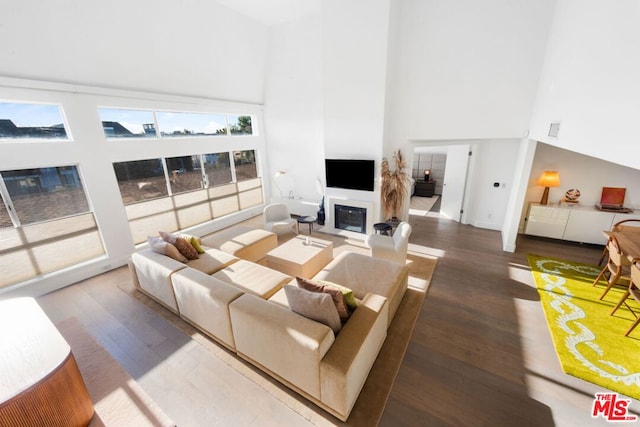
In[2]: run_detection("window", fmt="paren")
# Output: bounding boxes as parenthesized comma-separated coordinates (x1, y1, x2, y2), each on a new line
(0, 101, 68, 140)
(156, 112, 228, 137)
(234, 150, 257, 181)
(166, 155, 203, 195)
(0, 166, 105, 289)
(98, 108, 156, 138)
(2, 167, 89, 224)
(229, 115, 253, 135)
(203, 152, 232, 187)
(112, 159, 168, 203)
(113, 151, 262, 244)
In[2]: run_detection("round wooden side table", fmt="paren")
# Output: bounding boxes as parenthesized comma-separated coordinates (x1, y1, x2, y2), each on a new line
(0, 298, 94, 426)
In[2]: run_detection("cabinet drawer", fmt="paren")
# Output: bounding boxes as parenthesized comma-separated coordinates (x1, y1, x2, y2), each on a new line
(525, 205, 569, 239)
(564, 210, 613, 245)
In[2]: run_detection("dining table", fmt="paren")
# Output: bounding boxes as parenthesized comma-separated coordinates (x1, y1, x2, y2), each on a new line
(604, 227, 640, 263)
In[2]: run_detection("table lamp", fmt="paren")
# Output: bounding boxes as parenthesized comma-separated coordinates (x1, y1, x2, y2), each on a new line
(424, 169, 431, 181)
(537, 171, 560, 205)
(272, 171, 286, 198)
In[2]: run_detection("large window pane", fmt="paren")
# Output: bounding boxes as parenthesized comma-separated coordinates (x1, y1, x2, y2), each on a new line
(0, 102, 68, 140)
(166, 155, 203, 194)
(2, 167, 89, 224)
(0, 193, 11, 228)
(113, 159, 168, 204)
(0, 166, 105, 289)
(157, 112, 227, 137)
(99, 108, 156, 138)
(233, 150, 257, 181)
(229, 115, 253, 135)
(203, 152, 232, 187)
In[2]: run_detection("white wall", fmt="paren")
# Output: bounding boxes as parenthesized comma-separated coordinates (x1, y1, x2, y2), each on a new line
(322, 0, 390, 158)
(321, 0, 392, 225)
(0, 0, 268, 103)
(263, 14, 324, 201)
(385, 0, 556, 144)
(467, 140, 521, 230)
(529, 0, 640, 170)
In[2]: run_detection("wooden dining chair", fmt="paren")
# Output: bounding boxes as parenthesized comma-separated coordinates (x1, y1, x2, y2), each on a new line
(598, 219, 640, 265)
(610, 258, 640, 337)
(592, 235, 631, 300)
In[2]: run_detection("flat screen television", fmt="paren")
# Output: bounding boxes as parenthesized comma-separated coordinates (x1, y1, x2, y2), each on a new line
(325, 159, 375, 191)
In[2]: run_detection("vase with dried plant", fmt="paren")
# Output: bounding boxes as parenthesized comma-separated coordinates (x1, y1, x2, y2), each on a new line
(381, 149, 410, 221)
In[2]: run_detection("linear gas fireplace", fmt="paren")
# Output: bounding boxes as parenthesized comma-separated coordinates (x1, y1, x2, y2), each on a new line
(334, 204, 367, 234)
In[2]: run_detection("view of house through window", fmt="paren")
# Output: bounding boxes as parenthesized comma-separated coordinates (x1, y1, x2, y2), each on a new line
(113, 149, 262, 243)
(112, 159, 168, 204)
(1, 167, 89, 224)
(233, 150, 258, 181)
(0, 101, 69, 140)
(98, 108, 156, 138)
(98, 107, 254, 139)
(0, 166, 105, 289)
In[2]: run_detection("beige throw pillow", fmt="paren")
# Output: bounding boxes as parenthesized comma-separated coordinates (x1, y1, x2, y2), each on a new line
(284, 285, 341, 334)
(159, 231, 177, 243)
(296, 277, 351, 323)
(147, 236, 188, 263)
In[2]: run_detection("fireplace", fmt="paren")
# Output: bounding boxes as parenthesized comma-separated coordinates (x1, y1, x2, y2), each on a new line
(334, 204, 367, 234)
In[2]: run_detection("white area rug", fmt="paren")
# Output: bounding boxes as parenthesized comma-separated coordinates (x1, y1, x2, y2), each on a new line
(409, 195, 439, 216)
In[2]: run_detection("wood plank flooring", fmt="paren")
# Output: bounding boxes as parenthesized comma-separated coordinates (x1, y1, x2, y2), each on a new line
(36, 213, 640, 426)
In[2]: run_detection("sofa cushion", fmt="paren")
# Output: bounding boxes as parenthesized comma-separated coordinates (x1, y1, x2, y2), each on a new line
(212, 259, 291, 299)
(131, 249, 187, 313)
(201, 226, 277, 262)
(313, 251, 408, 326)
(159, 231, 199, 260)
(174, 237, 199, 260)
(185, 235, 205, 254)
(320, 293, 388, 420)
(187, 247, 238, 275)
(296, 277, 350, 323)
(319, 281, 358, 311)
(171, 268, 244, 350)
(284, 285, 342, 334)
(148, 236, 187, 263)
(229, 293, 335, 400)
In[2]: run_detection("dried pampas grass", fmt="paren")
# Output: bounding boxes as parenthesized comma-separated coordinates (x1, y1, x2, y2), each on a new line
(381, 150, 410, 220)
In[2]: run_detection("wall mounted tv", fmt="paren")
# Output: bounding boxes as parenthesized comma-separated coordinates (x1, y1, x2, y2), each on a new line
(325, 159, 375, 191)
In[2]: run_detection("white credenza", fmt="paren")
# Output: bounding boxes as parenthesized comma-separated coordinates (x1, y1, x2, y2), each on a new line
(525, 203, 640, 245)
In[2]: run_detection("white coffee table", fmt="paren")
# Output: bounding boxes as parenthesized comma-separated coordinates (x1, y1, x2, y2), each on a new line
(266, 235, 333, 278)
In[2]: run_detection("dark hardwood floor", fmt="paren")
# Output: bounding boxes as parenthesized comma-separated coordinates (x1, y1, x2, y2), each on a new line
(36, 211, 640, 426)
(381, 213, 639, 426)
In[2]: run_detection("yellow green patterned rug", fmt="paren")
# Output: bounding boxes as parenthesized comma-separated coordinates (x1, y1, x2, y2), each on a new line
(528, 254, 640, 400)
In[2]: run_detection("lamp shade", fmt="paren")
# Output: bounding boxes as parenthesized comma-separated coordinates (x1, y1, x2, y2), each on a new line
(536, 171, 560, 188)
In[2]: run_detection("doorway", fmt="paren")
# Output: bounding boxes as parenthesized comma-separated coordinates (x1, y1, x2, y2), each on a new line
(411, 143, 473, 223)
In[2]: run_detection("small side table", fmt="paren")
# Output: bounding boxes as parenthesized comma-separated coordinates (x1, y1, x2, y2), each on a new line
(297, 216, 316, 235)
(373, 222, 392, 236)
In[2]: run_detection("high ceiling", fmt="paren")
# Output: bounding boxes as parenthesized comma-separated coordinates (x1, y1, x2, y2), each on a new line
(216, 0, 320, 26)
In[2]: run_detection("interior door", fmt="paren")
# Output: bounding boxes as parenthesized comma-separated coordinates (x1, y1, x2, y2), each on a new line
(440, 145, 470, 222)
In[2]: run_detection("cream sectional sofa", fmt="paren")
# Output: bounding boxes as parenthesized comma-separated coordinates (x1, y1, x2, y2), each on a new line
(129, 235, 409, 421)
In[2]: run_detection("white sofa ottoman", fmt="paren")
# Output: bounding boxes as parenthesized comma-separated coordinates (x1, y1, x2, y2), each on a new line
(201, 226, 278, 262)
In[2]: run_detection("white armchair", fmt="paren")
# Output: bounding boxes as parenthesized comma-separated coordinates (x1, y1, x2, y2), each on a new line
(365, 221, 412, 264)
(263, 203, 297, 235)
